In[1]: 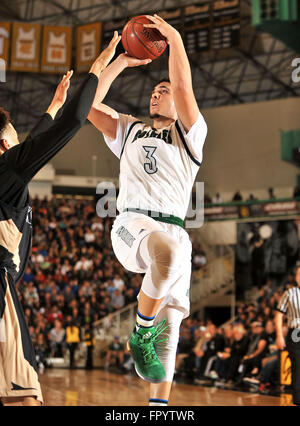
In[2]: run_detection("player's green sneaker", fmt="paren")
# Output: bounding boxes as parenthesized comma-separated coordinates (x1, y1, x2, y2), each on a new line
(127, 319, 168, 383)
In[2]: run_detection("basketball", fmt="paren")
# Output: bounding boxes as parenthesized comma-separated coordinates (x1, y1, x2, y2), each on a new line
(122, 15, 167, 60)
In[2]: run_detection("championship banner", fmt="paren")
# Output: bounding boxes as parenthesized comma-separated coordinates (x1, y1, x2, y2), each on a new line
(41, 26, 72, 74)
(10, 22, 41, 72)
(0, 22, 10, 70)
(76, 22, 102, 73)
(204, 199, 300, 221)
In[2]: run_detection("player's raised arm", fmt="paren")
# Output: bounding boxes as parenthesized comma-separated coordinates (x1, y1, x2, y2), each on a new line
(144, 15, 199, 132)
(88, 51, 151, 140)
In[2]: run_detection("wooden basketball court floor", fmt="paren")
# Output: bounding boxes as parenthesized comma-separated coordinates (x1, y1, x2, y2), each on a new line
(39, 369, 293, 406)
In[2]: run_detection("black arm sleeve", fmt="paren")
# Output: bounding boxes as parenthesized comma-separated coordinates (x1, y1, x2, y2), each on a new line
(28, 113, 54, 139)
(2, 73, 98, 183)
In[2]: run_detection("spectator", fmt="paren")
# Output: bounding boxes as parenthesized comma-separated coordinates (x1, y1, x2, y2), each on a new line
(236, 321, 268, 383)
(48, 319, 65, 358)
(47, 304, 63, 326)
(83, 323, 96, 370)
(293, 186, 300, 198)
(212, 193, 223, 204)
(65, 317, 81, 369)
(268, 187, 276, 199)
(113, 274, 125, 291)
(204, 194, 212, 203)
(232, 191, 243, 202)
(23, 282, 39, 307)
(111, 289, 125, 310)
(223, 324, 250, 383)
(197, 324, 225, 378)
(105, 336, 125, 370)
(35, 333, 50, 374)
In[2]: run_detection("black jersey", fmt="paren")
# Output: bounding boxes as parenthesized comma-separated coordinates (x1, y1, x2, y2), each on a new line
(0, 73, 98, 285)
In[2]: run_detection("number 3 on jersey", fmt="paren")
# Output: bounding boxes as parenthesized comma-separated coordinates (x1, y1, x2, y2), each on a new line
(143, 146, 158, 174)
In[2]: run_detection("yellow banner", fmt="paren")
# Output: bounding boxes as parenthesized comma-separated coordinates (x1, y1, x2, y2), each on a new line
(41, 26, 72, 74)
(280, 350, 292, 385)
(0, 22, 10, 70)
(76, 22, 102, 73)
(10, 22, 41, 72)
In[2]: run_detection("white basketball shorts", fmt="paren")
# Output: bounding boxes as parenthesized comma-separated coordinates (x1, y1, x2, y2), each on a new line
(111, 211, 192, 318)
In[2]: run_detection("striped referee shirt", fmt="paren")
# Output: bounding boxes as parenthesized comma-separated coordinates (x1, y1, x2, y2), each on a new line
(276, 287, 300, 329)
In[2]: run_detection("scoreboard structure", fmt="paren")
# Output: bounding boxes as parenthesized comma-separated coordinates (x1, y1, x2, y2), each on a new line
(101, 0, 241, 54)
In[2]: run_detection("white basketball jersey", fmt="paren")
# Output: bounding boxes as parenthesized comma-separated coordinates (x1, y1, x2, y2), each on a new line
(104, 112, 207, 220)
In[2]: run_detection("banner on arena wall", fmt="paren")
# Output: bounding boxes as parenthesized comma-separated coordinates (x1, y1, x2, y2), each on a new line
(280, 350, 292, 386)
(204, 200, 300, 221)
(41, 26, 72, 74)
(76, 22, 102, 73)
(10, 22, 41, 72)
(0, 22, 10, 69)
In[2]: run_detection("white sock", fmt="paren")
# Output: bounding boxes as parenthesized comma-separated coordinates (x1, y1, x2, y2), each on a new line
(136, 308, 156, 329)
(149, 398, 168, 406)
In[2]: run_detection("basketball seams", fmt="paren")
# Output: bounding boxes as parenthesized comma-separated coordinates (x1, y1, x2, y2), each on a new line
(122, 15, 167, 60)
(131, 23, 157, 59)
(124, 22, 135, 58)
(133, 20, 166, 54)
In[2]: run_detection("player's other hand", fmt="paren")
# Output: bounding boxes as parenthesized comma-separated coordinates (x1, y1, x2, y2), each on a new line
(47, 70, 73, 119)
(90, 31, 121, 77)
(53, 70, 73, 108)
(118, 52, 151, 68)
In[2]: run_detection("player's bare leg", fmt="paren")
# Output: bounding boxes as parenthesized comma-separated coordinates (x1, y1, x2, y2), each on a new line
(138, 290, 164, 318)
(1, 396, 41, 406)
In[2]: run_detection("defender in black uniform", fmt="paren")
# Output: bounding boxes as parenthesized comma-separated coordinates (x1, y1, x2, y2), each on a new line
(0, 32, 121, 406)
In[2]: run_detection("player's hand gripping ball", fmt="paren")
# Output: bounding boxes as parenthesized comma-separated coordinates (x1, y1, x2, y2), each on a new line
(122, 15, 167, 60)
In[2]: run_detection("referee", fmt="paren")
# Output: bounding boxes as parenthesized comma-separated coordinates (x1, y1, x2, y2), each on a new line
(275, 265, 300, 406)
(0, 33, 121, 406)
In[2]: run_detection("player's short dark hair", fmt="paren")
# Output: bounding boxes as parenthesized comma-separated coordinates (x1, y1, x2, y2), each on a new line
(153, 78, 171, 88)
(0, 107, 11, 136)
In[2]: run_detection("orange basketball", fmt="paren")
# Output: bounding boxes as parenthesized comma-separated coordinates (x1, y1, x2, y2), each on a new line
(122, 15, 167, 60)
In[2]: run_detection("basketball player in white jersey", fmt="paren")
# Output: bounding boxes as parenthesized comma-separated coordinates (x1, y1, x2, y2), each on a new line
(88, 15, 207, 406)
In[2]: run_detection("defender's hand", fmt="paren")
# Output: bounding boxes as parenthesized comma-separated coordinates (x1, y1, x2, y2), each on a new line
(47, 70, 73, 119)
(52, 70, 73, 108)
(90, 32, 121, 76)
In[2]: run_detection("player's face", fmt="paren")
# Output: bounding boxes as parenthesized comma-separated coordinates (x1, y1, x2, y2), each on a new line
(149, 82, 177, 120)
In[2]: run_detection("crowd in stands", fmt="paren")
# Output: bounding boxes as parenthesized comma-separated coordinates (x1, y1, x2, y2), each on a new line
(173, 275, 298, 396)
(17, 195, 207, 372)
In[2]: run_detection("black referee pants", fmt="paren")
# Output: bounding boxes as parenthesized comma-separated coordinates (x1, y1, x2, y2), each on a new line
(286, 329, 300, 406)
